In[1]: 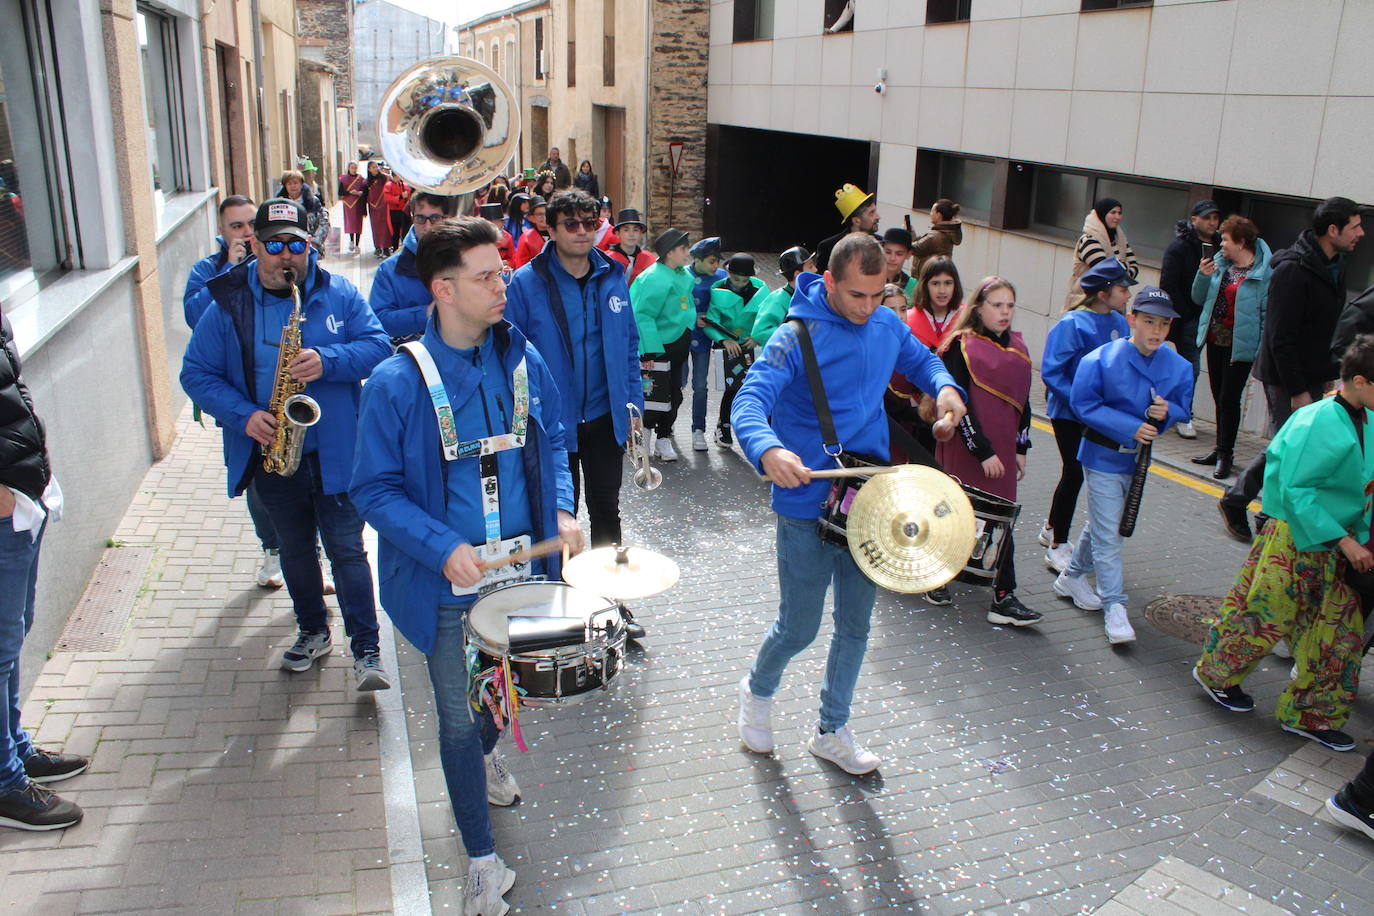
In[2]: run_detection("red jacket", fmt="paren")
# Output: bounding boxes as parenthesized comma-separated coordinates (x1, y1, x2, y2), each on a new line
(605, 245, 657, 284)
(496, 229, 515, 264)
(512, 227, 549, 268)
(384, 179, 410, 211)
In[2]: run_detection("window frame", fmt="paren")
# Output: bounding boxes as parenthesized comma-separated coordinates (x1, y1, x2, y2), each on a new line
(1081, 0, 1153, 10)
(136, 4, 194, 199)
(914, 149, 997, 223)
(926, 0, 973, 25)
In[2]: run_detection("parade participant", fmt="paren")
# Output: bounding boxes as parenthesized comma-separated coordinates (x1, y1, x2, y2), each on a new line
(180, 198, 393, 688)
(1052, 286, 1193, 645)
(350, 218, 581, 916)
(732, 233, 966, 773)
(751, 245, 813, 349)
(1328, 750, 1374, 839)
(936, 278, 1040, 627)
(1193, 335, 1374, 752)
(339, 162, 367, 252)
(365, 161, 394, 257)
(298, 158, 322, 202)
(593, 197, 617, 250)
(371, 193, 460, 343)
(503, 193, 530, 241)
(0, 308, 87, 831)
(184, 195, 256, 330)
(706, 253, 768, 448)
(905, 257, 964, 350)
(503, 189, 642, 554)
(606, 209, 657, 283)
(629, 228, 694, 461)
(531, 170, 558, 201)
(1064, 198, 1138, 310)
(384, 172, 413, 251)
(686, 237, 727, 451)
(510, 196, 549, 269)
(479, 202, 515, 265)
(911, 199, 963, 281)
(276, 170, 328, 251)
(1160, 200, 1222, 441)
(1039, 257, 1133, 572)
(880, 228, 918, 302)
(814, 183, 879, 273)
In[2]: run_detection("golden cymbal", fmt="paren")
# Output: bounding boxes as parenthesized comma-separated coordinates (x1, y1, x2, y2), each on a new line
(562, 545, 681, 600)
(844, 465, 977, 593)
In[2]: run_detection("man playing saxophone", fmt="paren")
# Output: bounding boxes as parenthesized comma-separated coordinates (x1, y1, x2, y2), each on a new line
(181, 198, 394, 689)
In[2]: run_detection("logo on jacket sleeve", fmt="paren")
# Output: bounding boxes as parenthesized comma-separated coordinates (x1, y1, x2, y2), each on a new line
(325, 314, 343, 334)
(608, 295, 627, 314)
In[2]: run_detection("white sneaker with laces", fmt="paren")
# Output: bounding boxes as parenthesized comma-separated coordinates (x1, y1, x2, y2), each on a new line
(655, 437, 678, 462)
(1053, 571, 1103, 610)
(1176, 421, 1198, 439)
(1104, 603, 1136, 644)
(256, 550, 284, 588)
(737, 676, 774, 753)
(692, 430, 708, 451)
(1037, 526, 1054, 549)
(1044, 542, 1074, 573)
(321, 569, 336, 595)
(807, 726, 880, 775)
(484, 751, 521, 806)
(463, 855, 516, 916)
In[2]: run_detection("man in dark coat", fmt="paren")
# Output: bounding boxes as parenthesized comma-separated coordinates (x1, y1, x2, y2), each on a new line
(540, 147, 572, 190)
(1218, 197, 1366, 540)
(1160, 199, 1221, 439)
(814, 183, 879, 273)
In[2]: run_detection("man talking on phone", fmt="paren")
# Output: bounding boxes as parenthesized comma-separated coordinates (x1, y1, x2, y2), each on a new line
(185, 195, 258, 328)
(1160, 199, 1221, 441)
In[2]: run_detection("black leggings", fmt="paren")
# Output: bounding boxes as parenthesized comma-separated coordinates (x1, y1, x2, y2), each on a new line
(1204, 342, 1253, 456)
(647, 330, 692, 437)
(1047, 418, 1084, 545)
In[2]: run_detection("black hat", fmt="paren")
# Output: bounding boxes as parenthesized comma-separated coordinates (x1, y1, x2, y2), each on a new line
(1130, 285, 1180, 319)
(882, 227, 914, 249)
(600, 196, 613, 211)
(1191, 199, 1220, 218)
(254, 198, 310, 242)
(527, 196, 548, 211)
(778, 246, 813, 278)
(479, 203, 505, 220)
(652, 228, 689, 259)
(614, 208, 647, 230)
(724, 253, 755, 277)
(690, 237, 722, 259)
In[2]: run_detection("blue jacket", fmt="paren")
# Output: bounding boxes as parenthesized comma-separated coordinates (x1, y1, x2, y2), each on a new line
(504, 242, 642, 449)
(1192, 238, 1273, 363)
(184, 237, 249, 329)
(350, 318, 574, 655)
(732, 272, 962, 518)
(1070, 337, 1194, 475)
(689, 265, 727, 352)
(180, 253, 391, 497)
(371, 228, 430, 340)
(1041, 308, 1130, 420)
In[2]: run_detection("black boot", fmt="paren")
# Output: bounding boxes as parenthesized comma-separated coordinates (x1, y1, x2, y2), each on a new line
(1212, 452, 1233, 480)
(1191, 450, 1218, 466)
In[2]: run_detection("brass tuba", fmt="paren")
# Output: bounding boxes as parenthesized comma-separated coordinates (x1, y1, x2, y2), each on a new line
(376, 56, 520, 195)
(262, 269, 321, 476)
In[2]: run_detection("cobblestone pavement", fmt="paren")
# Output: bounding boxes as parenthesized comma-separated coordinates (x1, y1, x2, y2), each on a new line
(1, 231, 1369, 915)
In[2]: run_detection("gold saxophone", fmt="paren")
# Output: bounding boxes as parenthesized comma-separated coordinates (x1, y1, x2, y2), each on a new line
(262, 268, 321, 476)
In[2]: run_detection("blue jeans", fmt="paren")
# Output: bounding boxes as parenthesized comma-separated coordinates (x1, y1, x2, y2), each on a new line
(0, 516, 43, 794)
(251, 454, 379, 657)
(748, 514, 877, 732)
(1064, 468, 1131, 609)
(428, 606, 500, 857)
(245, 478, 279, 552)
(685, 347, 710, 432)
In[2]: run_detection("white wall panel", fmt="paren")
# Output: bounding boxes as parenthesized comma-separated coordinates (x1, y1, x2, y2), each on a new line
(1143, 1, 1238, 95)
(1019, 0, 1079, 16)
(769, 37, 795, 85)
(1134, 92, 1223, 184)
(1329, 0, 1374, 95)
(1226, 0, 1343, 97)
(734, 41, 772, 85)
(766, 85, 797, 133)
(960, 88, 1014, 159)
(1214, 94, 1324, 197)
(709, 3, 732, 46)
(920, 23, 968, 88)
(849, 85, 883, 139)
(709, 42, 733, 85)
(821, 32, 853, 85)
(1008, 89, 1070, 165)
(855, 0, 890, 32)
(877, 142, 917, 209)
(973, 0, 1023, 22)
(793, 35, 824, 85)
(1312, 97, 1374, 205)
(1065, 90, 1140, 175)
(881, 86, 922, 147)
(917, 87, 967, 151)
(887, 0, 922, 29)
(966, 19, 1019, 90)
(1073, 7, 1148, 93)
(1014, 14, 1076, 90)
(883, 27, 924, 87)
(850, 29, 888, 86)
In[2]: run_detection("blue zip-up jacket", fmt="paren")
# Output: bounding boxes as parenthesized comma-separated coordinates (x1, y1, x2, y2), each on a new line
(184, 236, 252, 329)
(732, 272, 963, 518)
(349, 317, 574, 654)
(504, 242, 642, 449)
(689, 265, 727, 352)
(371, 228, 430, 340)
(1192, 238, 1273, 363)
(180, 252, 391, 497)
(1070, 337, 1194, 475)
(1041, 308, 1130, 420)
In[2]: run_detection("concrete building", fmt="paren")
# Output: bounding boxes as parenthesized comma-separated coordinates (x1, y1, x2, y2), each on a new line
(707, 0, 1374, 423)
(354, 0, 448, 151)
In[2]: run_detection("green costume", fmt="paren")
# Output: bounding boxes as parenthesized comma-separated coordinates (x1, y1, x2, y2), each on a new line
(751, 283, 794, 348)
(629, 262, 695, 354)
(706, 277, 768, 343)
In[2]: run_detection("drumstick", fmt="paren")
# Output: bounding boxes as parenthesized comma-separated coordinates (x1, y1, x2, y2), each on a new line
(478, 536, 569, 571)
(759, 466, 900, 483)
(932, 410, 957, 442)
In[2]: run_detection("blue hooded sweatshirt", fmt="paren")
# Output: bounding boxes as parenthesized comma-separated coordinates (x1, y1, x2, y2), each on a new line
(731, 272, 963, 519)
(371, 227, 431, 340)
(180, 252, 391, 497)
(350, 317, 574, 655)
(1041, 308, 1130, 420)
(184, 236, 250, 329)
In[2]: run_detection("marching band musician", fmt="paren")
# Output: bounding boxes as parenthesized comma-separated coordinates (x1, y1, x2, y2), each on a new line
(732, 234, 966, 774)
(370, 192, 460, 344)
(180, 198, 393, 689)
(350, 217, 582, 916)
(706, 253, 767, 448)
(628, 228, 695, 462)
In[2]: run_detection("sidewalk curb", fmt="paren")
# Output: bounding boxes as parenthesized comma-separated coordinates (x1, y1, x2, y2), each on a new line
(377, 615, 433, 916)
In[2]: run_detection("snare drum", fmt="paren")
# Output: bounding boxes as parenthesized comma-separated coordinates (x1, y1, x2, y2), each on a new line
(816, 452, 888, 547)
(465, 582, 626, 706)
(954, 485, 1021, 586)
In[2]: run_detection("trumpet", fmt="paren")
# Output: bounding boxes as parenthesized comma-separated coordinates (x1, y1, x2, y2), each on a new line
(625, 403, 661, 491)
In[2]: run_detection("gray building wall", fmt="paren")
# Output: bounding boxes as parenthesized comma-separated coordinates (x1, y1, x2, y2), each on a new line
(354, 0, 448, 149)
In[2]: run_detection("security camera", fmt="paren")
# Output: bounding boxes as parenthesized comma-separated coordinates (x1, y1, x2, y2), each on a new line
(874, 82, 887, 95)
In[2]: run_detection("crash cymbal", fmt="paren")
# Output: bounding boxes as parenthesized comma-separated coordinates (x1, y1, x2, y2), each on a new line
(562, 545, 681, 600)
(844, 465, 977, 594)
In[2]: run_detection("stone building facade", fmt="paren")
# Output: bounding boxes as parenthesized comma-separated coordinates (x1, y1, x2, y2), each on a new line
(296, 0, 354, 107)
(645, 0, 709, 236)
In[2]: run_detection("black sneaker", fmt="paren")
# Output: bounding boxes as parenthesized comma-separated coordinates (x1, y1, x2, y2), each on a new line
(715, 424, 733, 447)
(1217, 500, 1252, 542)
(924, 586, 953, 606)
(23, 748, 89, 784)
(1281, 723, 1356, 752)
(987, 593, 1043, 627)
(0, 780, 83, 831)
(1326, 787, 1374, 841)
(1192, 665, 1254, 712)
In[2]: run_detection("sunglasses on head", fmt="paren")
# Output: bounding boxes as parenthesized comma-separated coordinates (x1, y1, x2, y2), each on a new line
(263, 239, 309, 255)
(558, 218, 599, 232)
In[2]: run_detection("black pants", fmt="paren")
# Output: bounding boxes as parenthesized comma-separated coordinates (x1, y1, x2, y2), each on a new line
(568, 412, 624, 547)
(389, 210, 411, 247)
(1047, 418, 1084, 545)
(995, 531, 1016, 594)
(718, 348, 755, 429)
(1204, 342, 1254, 456)
(647, 330, 692, 437)
(1222, 382, 1324, 510)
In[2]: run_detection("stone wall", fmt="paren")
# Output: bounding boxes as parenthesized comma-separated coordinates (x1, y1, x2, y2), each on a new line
(297, 0, 353, 106)
(645, 0, 709, 236)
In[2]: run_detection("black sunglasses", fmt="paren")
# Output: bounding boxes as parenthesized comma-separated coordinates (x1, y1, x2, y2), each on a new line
(558, 218, 599, 232)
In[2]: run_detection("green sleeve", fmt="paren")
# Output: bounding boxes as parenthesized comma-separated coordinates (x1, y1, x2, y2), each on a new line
(1266, 412, 1355, 552)
(705, 288, 737, 342)
(629, 268, 667, 353)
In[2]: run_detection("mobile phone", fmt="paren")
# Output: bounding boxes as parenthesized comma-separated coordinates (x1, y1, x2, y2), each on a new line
(1200, 242, 1216, 260)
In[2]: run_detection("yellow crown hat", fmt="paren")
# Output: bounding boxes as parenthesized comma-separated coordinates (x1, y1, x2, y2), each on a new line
(834, 183, 875, 225)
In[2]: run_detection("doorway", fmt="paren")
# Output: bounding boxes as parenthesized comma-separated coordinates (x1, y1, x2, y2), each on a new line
(592, 104, 625, 210)
(529, 105, 549, 171)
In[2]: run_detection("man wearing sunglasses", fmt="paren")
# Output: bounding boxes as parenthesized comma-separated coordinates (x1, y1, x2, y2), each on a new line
(371, 192, 459, 345)
(181, 198, 394, 690)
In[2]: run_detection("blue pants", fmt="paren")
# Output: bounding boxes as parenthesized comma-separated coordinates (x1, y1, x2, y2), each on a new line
(0, 516, 43, 794)
(1064, 468, 1131, 609)
(245, 478, 278, 552)
(685, 347, 710, 433)
(428, 607, 500, 857)
(748, 514, 877, 732)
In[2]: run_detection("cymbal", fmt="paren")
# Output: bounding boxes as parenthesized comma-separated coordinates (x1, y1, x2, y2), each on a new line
(844, 466, 977, 593)
(562, 545, 681, 600)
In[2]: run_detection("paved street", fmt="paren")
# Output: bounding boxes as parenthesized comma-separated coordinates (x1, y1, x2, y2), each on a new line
(2, 230, 1370, 914)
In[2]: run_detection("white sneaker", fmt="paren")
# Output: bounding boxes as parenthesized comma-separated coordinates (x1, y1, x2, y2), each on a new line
(1044, 542, 1074, 573)
(692, 430, 708, 451)
(463, 855, 516, 916)
(1037, 526, 1054, 549)
(255, 549, 284, 588)
(738, 676, 774, 753)
(807, 726, 880, 775)
(1176, 421, 1198, 439)
(1104, 603, 1136, 644)
(1053, 571, 1103, 610)
(655, 437, 678, 462)
(1272, 638, 1293, 659)
(484, 751, 521, 806)
(321, 569, 336, 595)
